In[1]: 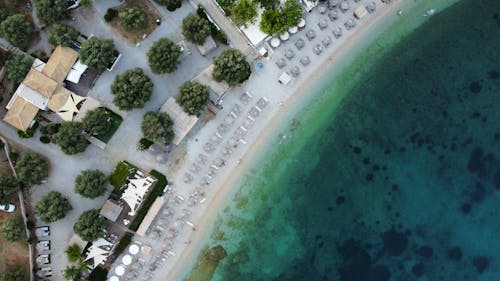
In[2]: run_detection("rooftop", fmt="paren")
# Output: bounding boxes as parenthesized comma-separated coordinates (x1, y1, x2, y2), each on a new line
(160, 97, 199, 145)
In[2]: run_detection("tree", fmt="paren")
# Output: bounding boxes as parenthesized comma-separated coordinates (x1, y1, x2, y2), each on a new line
(35, 191, 72, 223)
(0, 215, 24, 242)
(257, 0, 279, 9)
(182, 14, 211, 45)
(141, 111, 174, 143)
(153, 0, 182, 11)
(73, 209, 106, 242)
(147, 38, 181, 74)
(0, 14, 36, 50)
(260, 9, 286, 35)
(212, 48, 251, 85)
(74, 170, 108, 198)
(7, 55, 32, 84)
(0, 266, 25, 281)
(111, 68, 153, 110)
(53, 122, 88, 155)
(63, 265, 81, 281)
(177, 81, 209, 115)
(82, 108, 111, 136)
(0, 174, 20, 205)
(80, 0, 92, 7)
(35, 0, 67, 23)
(282, 0, 302, 27)
(0, 7, 10, 22)
(80, 37, 116, 72)
(119, 6, 148, 31)
(65, 244, 83, 263)
(15, 151, 49, 187)
(230, 0, 257, 26)
(48, 23, 79, 46)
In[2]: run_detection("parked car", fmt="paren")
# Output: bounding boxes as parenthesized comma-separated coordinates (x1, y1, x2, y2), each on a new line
(0, 204, 15, 212)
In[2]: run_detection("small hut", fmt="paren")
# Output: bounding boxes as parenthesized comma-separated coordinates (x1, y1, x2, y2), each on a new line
(306, 29, 316, 41)
(318, 18, 328, 30)
(333, 27, 343, 38)
(366, 1, 376, 13)
(290, 66, 301, 77)
(276, 58, 287, 69)
(300, 56, 311, 66)
(322, 36, 332, 48)
(328, 11, 338, 21)
(295, 38, 305, 50)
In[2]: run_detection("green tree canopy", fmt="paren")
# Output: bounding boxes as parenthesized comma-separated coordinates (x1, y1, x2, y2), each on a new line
(0, 174, 20, 205)
(0, 266, 25, 281)
(0, 7, 10, 22)
(119, 6, 148, 31)
(82, 108, 112, 136)
(141, 111, 174, 143)
(177, 81, 209, 115)
(181, 13, 211, 45)
(48, 23, 79, 46)
(230, 0, 257, 26)
(212, 48, 251, 85)
(282, 0, 302, 27)
(0, 14, 36, 50)
(35, 191, 72, 223)
(257, 0, 279, 9)
(35, 0, 67, 24)
(111, 68, 153, 110)
(73, 209, 106, 242)
(147, 38, 181, 74)
(80, 37, 116, 72)
(65, 244, 83, 263)
(53, 122, 88, 155)
(74, 170, 108, 198)
(7, 55, 32, 84)
(63, 265, 81, 281)
(15, 151, 49, 187)
(153, 0, 182, 11)
(0, 215, 24, 242)
(260, 8, 285, 35)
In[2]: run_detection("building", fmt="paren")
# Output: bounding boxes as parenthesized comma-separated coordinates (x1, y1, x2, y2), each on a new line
(160, 97, 198, 145)
(3, 46, 86, 131)
(192, 64, 230, 106)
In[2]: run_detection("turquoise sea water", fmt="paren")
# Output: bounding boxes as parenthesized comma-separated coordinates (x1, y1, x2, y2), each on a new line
(202, 0, 500, 280)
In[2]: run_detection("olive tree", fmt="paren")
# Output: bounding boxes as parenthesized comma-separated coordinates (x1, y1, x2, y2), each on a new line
(282, 0, 302, 27)
(111, 68, 153, 110)
(7, 55, 32, 84)
(0, 174, 20, 205)
(80, 37, 116, 72)
(212, 48, 251, 85)
(147, 38, 181, 74)
(35, 191, 72, 223)
(0, 266, 26, 281)
(74, 170, 108, 198)
(141, 111, 174, 143)
(35, 0, 67, 24)
(48, 23, 79, 46)
(260, 9, 285, 35)
(53, 122, 88, 155)
(82, 108, 111, 136)
(0, 215, 24, 242)
(230, 0, 257, 26)
(73, 209, 106, 242)
(0, 14, 36, 50)
(177, 81, 209, 115)
(181, 14, 211, 45)
(15, 151, 49, 187)
(119, 6, 148, 31)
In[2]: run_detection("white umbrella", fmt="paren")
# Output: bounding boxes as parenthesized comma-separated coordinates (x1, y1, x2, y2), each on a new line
(279, 32, 290, 41)
(129, 244, 140, 255)
(122, 254, 132, 265)
(110, 276, 120, 281)
(270, 38, 281, 48)
(115, 265, 125, 276)
(298, 18, 306, 28)
(288, 26, 298, 34)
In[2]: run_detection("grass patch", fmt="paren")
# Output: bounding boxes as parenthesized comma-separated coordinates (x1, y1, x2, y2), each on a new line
(197, 6, 229, 45)
(109, 161, 133, 190)
(129, 170, 167, 231)
(94, 109, 123, 143)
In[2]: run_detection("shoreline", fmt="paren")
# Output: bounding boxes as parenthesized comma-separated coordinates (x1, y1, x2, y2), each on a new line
(162, 1, 440, 280)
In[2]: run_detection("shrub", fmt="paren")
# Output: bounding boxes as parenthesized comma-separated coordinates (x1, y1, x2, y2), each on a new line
(138, 138, 153, 151)
(147, 38, 181, 74)
(0, 266, 26, 281)
(15, 151, 49, 187)
(104, 8, 118, 22)
(1, 215, 24, 242)
(111, 68, 153, 110)
(35, 191, 72, 223)
(0, 174, 20, 205)
(119, 6, 148, 31)
(74, 170, 108, 198)
(39, 136, 50, 144)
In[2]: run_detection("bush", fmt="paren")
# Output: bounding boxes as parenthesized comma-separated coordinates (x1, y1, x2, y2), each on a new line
(114, 233, 132, 253)
(40, 123, 60, 136)
(16, 151, 49, 187)
(1, 215, 24, 242)
(35, 191, 72, 223)
(182, 13, 211, 45)
(39, 136, 50, 144)
(154, 0, 182, 11)
(230, 0, 257, 26)
(0, 174, 20, 205)
(65, 244, 82, 263)
(104, 8, 118, 22)
(197, 6, 228, 44)
(73, 209, 106, 242)
(74, 170, 108, 198)
(212, 48, 251, 85)
(177, 81, 209, 115)
(119, 6, 148, 31)
(82, 108, 112, 136)
(7, 55, 32, 84)
(53, 122, 89, 155)
(26, 220, 35, 230)
(8, 151, 19, 161)
(138, 138, 153, 151)
(147, 38, 181, 74)
(34, 0, 67, 24)
(141, 111, 174, 143)
(0, 14, 36, 50)
(109, 162, 132, 189)
(111, 68, 153, 110)
(48, 23, 79, 46)
(88, 267, 108, 281)
(80, 37, 116, 72)
(0, 266, 26, 281)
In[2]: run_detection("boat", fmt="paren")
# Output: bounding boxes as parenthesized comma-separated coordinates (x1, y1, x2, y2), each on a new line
(423, 8, 435, 17)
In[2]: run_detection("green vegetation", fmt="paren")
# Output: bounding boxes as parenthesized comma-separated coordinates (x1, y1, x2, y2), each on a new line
(63, 265, 81, 281)
(80, 37, 116, 72)
(182, 13, 211, 45)
(65, 244, 83, 263)
(0, 14, 36, 50)
(1, 215, 24, 242)
(212, 48, 251, 85)
(40, 123, 60, 143)
(114, 232, 132, 253)
(177, 81, 209, 115)
(197, 6, 228, 45)
(109, 162, 132, 189)
(82, 108, 122, 143)
(0, 266, 26, 281)
(75, 170, 108, 198)
(141, 111, 174, 143)
(257, 0, 279, 9)
(147, 38, 181, 74)
(0, 174, 20, 204)
(53, 122, 89, 155)
(104, 8, 118, 22)
(0, 7, 10, 22)
(154, 0, 182, 11)
(7, 55, 32, 84)
(119, 6, 148, 31)
(15, 151, 49, 187)
(260, 0, 302, 35)
(230, 0, 257, 26)
(88, 267, 108, 281)
(138, 138, 153, 151)
(215, 0, 237, 14)
(35, 191, 72, 223)
(35, 0, 67, 24)
(111, 68, 153, 110)
(48, 23, 79, 46)
(17, 121, 39, 139)
(73, 209, 106, 242)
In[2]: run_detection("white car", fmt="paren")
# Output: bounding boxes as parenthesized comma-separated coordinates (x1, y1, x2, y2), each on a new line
(0, 204, 15, 212)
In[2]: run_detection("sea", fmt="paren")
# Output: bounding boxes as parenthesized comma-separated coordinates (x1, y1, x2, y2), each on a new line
(187, 0, 500, 280)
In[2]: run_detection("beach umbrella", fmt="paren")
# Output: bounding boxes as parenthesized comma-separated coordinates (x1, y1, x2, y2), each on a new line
(284, 48, 295, 60)
(318, 4, 327, 14)
(313, 44, 323, 55)
(340, 1, 349, 12)
(290, 66, 301, 77)
(333, 27, 343, 38)
(300, 56, 311, 66)
(298, 18, 306, 28)
(279, 31, 290, 41)
(328, 0, 339, 9)
(322, 36, 332, 48)
(328, 11, 338, 21)
(367, 1, 376, 13)
(122, 254, 133, 265)
(288, 26, 298, 34)
(115, 266, 125, 276)
(129, 244, 140, 255)
(110, 276, 120, 281)
(294, 38, 305, 50)
(270, 37, 281, 48)
(276, 58, 287, 69)
(306, 29, 316, 41)
(318, 18, 328, 30)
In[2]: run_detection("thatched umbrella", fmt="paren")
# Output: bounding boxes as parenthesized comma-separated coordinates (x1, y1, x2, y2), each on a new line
(367, 1, 376, 13)
(318, 18, 328, 30)
(322, 36, 332, 48)
(340, 1, 350, 12)
(290, 66, 301, 77)
(300, 56, 311, 66)
(306, 29, 316, 41)
(276, 58, 287, 69)
(284, 48, 295, 60)
(328, 11, 338, 21)
(295, 38, 305, 50)
(328, 0, 339, 9)
(313, 44, 323, 55)
(333, 26, 343, 38)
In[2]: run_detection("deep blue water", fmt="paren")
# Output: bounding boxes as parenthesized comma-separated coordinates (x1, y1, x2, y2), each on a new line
(206, 0, 500, 280)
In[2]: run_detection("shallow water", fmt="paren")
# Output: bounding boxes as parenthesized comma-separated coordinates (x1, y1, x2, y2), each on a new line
(201, 0, 500, 280)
